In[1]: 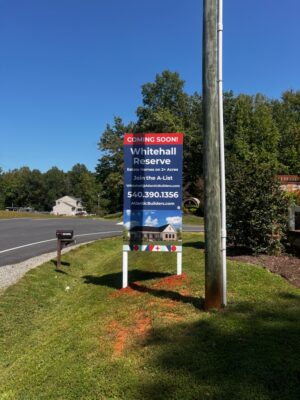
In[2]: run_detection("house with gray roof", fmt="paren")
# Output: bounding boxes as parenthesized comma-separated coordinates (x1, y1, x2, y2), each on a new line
(129, 224, 177, 241)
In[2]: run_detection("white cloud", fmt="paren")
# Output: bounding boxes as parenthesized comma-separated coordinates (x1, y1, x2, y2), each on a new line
(145, 216, 159, 226)
(166, 216, 182, 226)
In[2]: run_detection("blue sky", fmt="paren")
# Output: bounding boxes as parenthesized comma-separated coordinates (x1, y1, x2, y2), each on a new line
(1, 0, 299, 173)
(124, 210, 182, 230)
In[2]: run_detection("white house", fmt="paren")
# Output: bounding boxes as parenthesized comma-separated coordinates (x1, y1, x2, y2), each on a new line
(52, 196, 87, 216)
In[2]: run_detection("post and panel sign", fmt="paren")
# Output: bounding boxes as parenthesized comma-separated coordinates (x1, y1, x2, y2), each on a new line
(123, 133, 183, 252)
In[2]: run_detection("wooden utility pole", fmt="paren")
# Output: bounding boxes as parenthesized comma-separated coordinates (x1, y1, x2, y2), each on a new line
(203, 0, 222, 310)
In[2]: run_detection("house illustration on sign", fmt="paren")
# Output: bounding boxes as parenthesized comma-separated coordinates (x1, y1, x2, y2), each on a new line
(129, 224, 177, 241)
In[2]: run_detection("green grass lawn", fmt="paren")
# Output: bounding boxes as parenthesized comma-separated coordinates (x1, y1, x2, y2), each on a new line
(0, 211, 67, 219)
(0, 233, 299, 399)
(102, 212, 123, 222)
(182, 214, 204, 225)
(0, 211, 97, 220)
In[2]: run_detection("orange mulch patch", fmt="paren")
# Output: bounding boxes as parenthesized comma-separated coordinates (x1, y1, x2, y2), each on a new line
(152, 272, 189, 289)
(107, 311, 152, 357)
(109, 285, 140, 298)
(107, 320, 128, 356)
(109, 280, 154, 298)
(109, 274, 190, 298)
(133, 311, 152, 338)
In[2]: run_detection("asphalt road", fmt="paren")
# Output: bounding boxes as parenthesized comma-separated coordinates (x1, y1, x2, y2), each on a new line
(0, 218, 204, 267)
(0, 218, 122, 267)
(183, 224, 204, 232)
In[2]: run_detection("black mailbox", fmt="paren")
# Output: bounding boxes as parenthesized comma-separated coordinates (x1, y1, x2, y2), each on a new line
(56, 230, 74, 240)
(56, 230, 75, 268)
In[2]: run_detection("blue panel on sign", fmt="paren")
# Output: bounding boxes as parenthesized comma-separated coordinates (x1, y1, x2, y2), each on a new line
(124, 140, 183, 211)
(123, 133, 183, 252)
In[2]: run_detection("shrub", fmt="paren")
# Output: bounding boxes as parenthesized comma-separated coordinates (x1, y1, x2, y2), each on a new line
(226, 158, 289, 254)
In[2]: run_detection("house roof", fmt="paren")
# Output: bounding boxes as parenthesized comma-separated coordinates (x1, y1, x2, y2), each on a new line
(130, 224, 174, 233)
(57, 195, 82, 201)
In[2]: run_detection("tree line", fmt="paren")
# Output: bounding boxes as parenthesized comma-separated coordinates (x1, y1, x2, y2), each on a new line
(97, 71, 299, 210)
(1, 70, 299, 251)
(96, 70, 300, 252)
(0, 164, 100, 213)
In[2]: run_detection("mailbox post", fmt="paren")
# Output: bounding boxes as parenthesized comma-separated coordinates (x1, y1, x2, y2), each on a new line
(56, 230, 75, 268)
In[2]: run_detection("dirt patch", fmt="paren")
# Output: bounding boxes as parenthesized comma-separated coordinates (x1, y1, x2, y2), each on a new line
(229, 253, 300, 288)
(107, 311, 152, 357)
(133, 311, 151, 338)
(107, 320, 128, 356)
(110, 280, 156, 298)
(110, 285, 141, 298)
(161, 312, 184, 321)
(110, 274, 190, 298)
(152, 272, 189, 289)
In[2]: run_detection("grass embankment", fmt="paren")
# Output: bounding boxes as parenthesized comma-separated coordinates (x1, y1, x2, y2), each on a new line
(0, 211, 96, 220)
(0, 211, 61, 219)
(182, 214, 204, 225)
(103, 212, 123, 221)
(0, 234, 299, 399)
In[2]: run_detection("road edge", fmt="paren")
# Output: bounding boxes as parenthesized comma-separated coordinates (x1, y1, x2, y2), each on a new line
(0, 240, 96, 294)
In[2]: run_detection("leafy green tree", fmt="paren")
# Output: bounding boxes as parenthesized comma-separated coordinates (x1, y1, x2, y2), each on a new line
(2, 167, 30, 208)
(272, 90, 300, 174)
(225, 94, 286, 253)
(26, 169, 45, 210)
(225, 93, 280, 166)
(1, 167, 45, 210)
(68, 164, 99, 213)
(136, 70, 189, 133)
(96, 117, 135, 213)
(182, 93, 204, 202)
(44, 167, 68, 211)
(136, 71, 204, 201)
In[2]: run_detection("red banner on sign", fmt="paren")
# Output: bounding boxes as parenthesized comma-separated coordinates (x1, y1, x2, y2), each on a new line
(124, 133, 183, 146)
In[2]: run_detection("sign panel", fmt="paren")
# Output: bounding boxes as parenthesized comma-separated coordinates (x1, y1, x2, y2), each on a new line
(123, 132, 183, 252)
